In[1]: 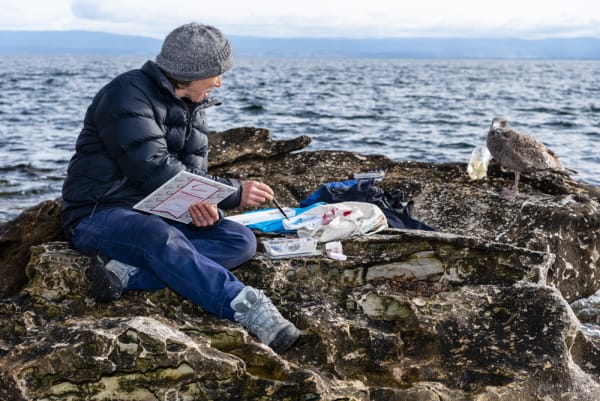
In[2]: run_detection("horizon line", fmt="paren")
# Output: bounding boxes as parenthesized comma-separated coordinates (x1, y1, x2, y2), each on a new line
(2, 29, 600, 41)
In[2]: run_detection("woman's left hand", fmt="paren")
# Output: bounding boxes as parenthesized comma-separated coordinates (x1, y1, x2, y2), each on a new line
(189, 201, 220, 227)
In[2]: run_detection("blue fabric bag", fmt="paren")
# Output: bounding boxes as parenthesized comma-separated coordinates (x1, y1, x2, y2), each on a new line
(300, 180, 358, 208)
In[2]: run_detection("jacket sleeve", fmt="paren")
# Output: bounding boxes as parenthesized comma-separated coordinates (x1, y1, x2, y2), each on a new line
(217, 181, 242, 209)
(93, 82, 186, 194)
(93, 81, 244, 209)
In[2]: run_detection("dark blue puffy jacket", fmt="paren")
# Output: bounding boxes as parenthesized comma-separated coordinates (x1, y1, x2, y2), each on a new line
(61, 61, 242, 235)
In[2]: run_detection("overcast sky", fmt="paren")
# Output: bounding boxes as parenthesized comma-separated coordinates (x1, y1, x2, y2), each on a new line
(1, 0, 599, 39)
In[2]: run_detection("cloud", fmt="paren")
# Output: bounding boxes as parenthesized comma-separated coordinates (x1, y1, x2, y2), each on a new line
(0, 0, 74, 30)
(1, 0, 599, 38)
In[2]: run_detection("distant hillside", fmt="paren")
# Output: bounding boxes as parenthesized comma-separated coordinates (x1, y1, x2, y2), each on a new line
(0, 30, 161, 55)
(1, 30, 600, 59)
(230, 36, 600, 59)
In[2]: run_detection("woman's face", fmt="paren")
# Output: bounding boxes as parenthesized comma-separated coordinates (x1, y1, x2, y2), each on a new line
(176, 75, 222, 102)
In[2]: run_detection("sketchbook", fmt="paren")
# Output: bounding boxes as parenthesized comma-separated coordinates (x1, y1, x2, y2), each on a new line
(133, 171, 237, 224)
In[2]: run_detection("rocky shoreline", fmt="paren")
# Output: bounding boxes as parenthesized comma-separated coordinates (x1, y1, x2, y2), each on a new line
(1, 127, 600, 400)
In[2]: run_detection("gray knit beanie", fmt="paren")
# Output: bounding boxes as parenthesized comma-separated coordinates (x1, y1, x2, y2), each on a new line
(156, 23, 233, 81)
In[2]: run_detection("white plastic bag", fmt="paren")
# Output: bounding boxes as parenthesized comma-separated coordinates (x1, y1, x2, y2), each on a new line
(283, 202, 388, 242)
(325, 241, 347, 260)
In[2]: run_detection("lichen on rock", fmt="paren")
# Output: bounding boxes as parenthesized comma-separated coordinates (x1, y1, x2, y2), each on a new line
(1, 126, 600, 400)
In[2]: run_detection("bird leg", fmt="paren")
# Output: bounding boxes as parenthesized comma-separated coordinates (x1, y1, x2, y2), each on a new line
(500, 171, 520, 200)
(512, 171, 521, 194)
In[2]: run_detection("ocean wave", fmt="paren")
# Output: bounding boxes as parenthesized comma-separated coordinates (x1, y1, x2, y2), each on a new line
(240, 104, 265, 114)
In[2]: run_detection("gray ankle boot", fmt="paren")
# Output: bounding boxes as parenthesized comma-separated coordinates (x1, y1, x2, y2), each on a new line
(88, 253, 138, 302)
(88, 253, 123, 302)
(230, 286, 300, 353)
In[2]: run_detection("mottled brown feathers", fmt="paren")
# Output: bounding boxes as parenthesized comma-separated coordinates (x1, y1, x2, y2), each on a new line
(486, 116, 576, 195)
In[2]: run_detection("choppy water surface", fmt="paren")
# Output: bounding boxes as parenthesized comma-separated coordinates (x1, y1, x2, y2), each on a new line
(1, 56, 599, 222)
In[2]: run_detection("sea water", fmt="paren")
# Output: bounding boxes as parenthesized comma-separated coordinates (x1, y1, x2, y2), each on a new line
(1, 56, 599, 222)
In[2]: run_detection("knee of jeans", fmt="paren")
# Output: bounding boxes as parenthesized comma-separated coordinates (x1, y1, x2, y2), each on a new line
(139, 217, 184, 246)
(231, 226, 257, 264)
(135, 226, 190, 261)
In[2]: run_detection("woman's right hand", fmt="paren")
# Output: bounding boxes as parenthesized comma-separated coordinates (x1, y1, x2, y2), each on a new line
(240, 180, 274, 208)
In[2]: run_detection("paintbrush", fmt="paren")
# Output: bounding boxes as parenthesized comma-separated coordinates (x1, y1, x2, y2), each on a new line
(256, 178, 290, 219)
(271, 197, 290, 220)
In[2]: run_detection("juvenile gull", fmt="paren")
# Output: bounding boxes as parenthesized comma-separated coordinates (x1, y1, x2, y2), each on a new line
(486, 116, 576, 197)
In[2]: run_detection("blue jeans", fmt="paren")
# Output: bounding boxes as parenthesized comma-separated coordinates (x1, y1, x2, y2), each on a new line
(70, 207, 256, 320)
